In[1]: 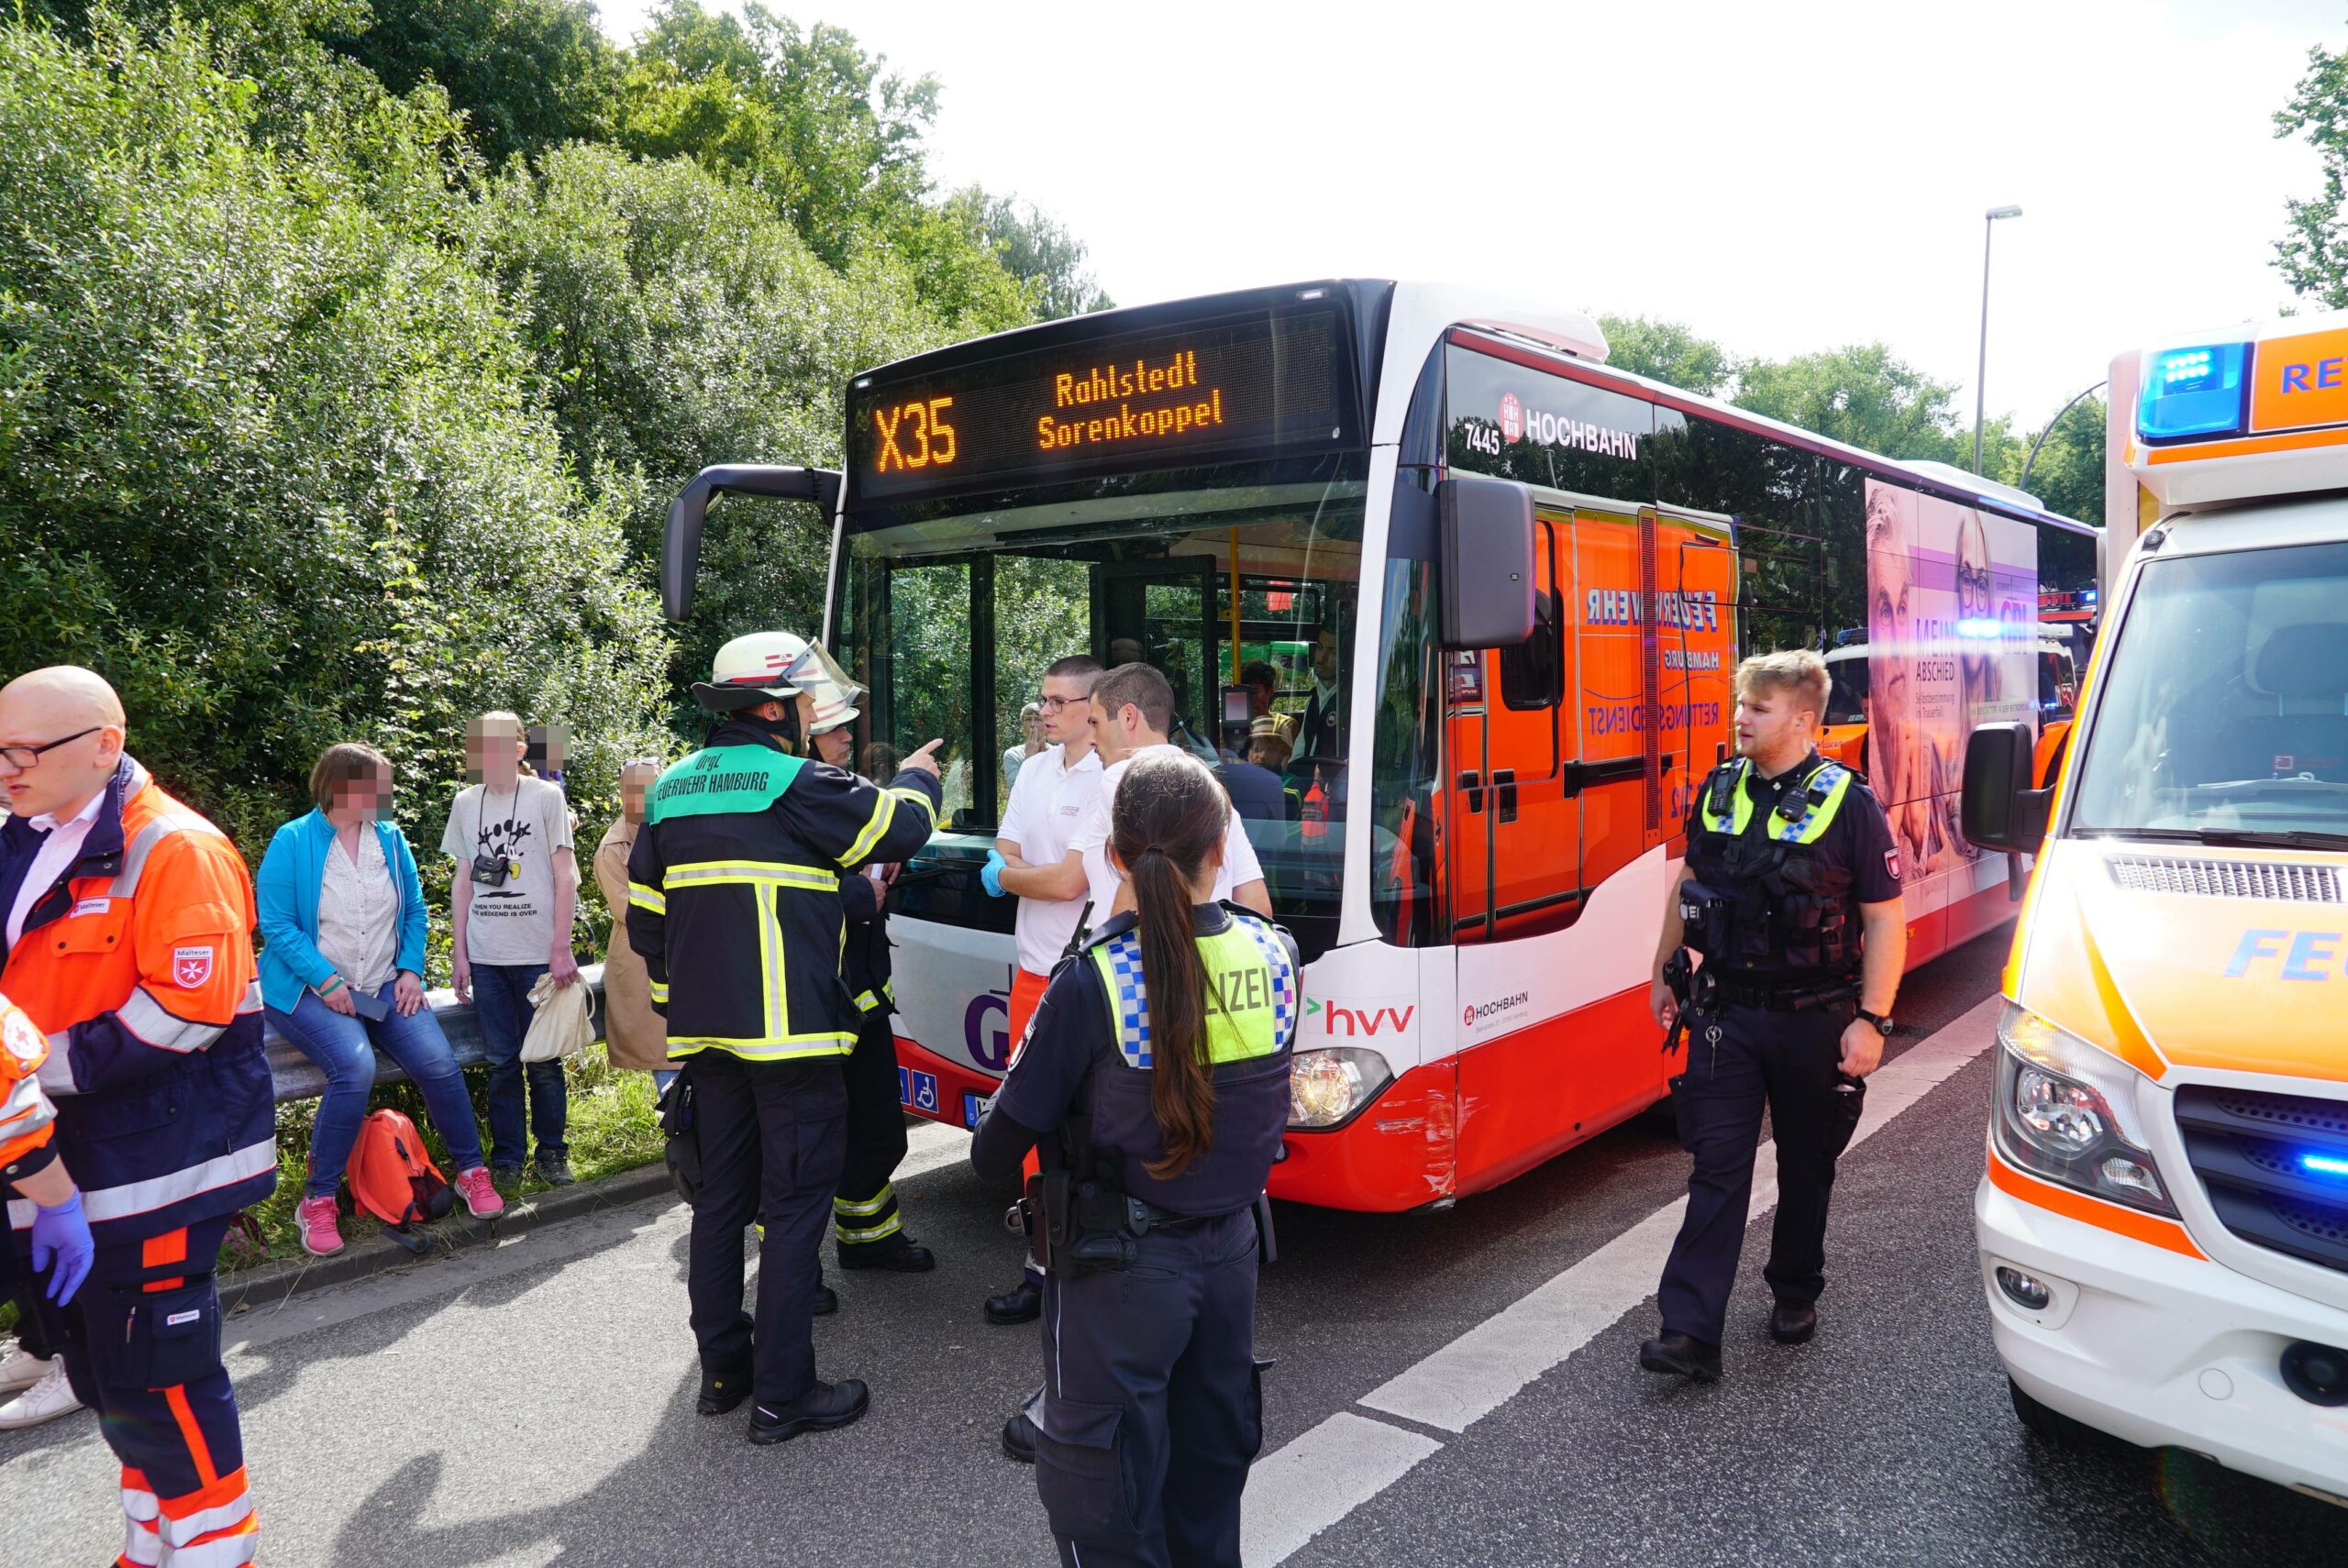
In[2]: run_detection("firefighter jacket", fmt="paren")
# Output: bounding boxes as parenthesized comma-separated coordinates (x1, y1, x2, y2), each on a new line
(839, 861, 894, 1021)
(0, 758, 274, 1246)
(626, 723, 941, 1064)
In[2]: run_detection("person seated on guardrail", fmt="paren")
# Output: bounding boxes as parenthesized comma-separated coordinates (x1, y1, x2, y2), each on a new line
(258, 744, 504, 1255)
(442, 710, 581, 1192)
(592, 758, 671, 1097)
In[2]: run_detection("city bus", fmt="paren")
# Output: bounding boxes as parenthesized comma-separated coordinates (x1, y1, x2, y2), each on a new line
(1964, 314, 2348, 1501)
(661, 280, 2099, 1212)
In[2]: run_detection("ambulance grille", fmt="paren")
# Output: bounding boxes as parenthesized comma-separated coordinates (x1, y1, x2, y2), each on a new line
(2106, 856, 2340, 902)
(2174, 1086, 2348, 1277)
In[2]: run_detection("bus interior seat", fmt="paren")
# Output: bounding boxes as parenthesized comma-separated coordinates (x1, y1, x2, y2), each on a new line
(2211, 621, 2348, 783)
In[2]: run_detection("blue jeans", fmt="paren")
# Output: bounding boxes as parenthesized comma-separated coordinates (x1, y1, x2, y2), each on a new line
(267, 982, 487, 1199)
(472, 962, 566, 1169)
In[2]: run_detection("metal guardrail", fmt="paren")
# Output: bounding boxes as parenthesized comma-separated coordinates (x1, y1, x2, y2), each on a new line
(263, 965, 610, 1104)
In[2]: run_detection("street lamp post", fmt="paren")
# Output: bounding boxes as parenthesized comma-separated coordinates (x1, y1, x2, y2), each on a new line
(1974, 204, 2023, 477)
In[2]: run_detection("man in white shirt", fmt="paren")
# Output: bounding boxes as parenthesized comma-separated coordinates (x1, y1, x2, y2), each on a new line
(976, 656, 1105, 1328)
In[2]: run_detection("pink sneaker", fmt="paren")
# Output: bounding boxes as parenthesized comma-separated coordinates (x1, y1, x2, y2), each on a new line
(453, 1166, 505, 1219)
(296, 1195, 343, 1257)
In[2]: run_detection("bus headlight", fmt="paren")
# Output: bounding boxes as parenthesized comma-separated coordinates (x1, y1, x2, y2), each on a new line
(1992, 1001, 2175, 1215)
(1288, 1048, 1392, 1130)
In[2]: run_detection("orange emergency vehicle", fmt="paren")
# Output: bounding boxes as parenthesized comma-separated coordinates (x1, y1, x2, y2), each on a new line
(1963, 315, 2348, 1504)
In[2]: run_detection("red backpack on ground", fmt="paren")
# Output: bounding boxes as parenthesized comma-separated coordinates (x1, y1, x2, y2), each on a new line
(339, 1108, 453, 1252)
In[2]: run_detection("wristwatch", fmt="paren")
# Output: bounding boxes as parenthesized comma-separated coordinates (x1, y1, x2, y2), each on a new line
(1856, 1008, 1895, 1037)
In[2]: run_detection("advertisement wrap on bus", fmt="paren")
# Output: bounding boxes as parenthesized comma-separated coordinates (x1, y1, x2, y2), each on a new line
(660, 280, 2099, 1216)
(1962, 314, 2348, 1505)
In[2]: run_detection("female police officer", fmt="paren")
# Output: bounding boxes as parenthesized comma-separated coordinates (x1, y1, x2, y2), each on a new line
(969, 750, 1295, 1568)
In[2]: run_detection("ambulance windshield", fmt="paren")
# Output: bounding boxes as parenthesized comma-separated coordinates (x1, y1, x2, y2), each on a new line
(2068, 539, 2348, 847)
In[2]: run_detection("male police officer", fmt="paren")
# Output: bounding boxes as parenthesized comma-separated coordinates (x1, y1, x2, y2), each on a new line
(1640, 650, 1906, 1383)
(628, 633, 942, 1443)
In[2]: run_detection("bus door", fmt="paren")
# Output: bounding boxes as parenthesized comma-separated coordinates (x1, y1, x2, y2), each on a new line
(1444, 510, 1574, 945)
(1095, 558, 1222, 746)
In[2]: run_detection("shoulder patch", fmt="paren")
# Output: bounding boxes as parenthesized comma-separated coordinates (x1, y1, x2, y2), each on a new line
(2, 1004, 44, 1066)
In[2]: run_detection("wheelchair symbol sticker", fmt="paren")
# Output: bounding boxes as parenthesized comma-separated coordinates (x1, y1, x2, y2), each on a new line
(901, 1068, 939, 1115)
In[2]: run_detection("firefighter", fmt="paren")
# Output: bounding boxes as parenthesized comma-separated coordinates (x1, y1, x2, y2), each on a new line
(628, 633, 941, 1444)
(970, 750, 1296, 1567)
(808, 689, 933, 1278)
(0, 665, 272, 1566)
(1640, 650, 1906, 1383)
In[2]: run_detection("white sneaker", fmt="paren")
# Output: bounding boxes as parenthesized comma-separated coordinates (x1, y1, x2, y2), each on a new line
(0, 1358, 83, 1429)
(0, 1342, 50, 1395)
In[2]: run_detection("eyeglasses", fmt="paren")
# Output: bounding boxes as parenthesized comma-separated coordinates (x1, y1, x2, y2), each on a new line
(0, 727, 104, 770)
(1037, 696, 1082, 712)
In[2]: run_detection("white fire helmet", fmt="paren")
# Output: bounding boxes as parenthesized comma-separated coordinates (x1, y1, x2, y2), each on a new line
(692, 632, 864, 734)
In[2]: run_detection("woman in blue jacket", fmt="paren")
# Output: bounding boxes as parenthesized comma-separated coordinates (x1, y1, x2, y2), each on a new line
(258, 744, 504, 1255)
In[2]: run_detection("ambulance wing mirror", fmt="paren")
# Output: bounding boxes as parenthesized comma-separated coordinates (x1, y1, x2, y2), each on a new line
(1960, 722, 2051, 855)
(1436, 475, 1536, 648)
(663, 465, 843, 622)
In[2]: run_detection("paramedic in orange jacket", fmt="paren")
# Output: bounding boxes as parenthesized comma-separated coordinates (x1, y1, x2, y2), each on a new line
(0, 667, 272, 1568)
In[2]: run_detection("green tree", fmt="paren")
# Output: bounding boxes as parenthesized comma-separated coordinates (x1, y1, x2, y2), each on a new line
(2276, 37, 2348, 308)
(328, 0, 625, 167)
(1595, 315, 1733, 396)
(949, 186, 1113, 320)
(0, 14, 670, 867)
(1733, 343, 1971, 465)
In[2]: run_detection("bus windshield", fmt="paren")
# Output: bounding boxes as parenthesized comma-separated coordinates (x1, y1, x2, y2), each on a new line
(836, 456, 1369, 953)
(2066, 538, 2348, 845)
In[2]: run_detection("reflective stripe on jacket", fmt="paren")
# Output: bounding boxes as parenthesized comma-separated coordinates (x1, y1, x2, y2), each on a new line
(625, 725, 941, 1063)
(0, 758, 274, 1243)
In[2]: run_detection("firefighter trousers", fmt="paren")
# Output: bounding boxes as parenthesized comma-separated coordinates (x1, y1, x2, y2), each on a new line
(833, 1010, 911, 1262)
(686, 1052, 847, 1408)
(1026, 1208, 1268, 1568)
(27, 1214, 259, 1567)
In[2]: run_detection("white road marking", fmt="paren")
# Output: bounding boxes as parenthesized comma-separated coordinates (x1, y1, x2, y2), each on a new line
(1248, 995, 2003, 1565)
(898, 1117, 972, 1182)
(1240, 1413, 1445, 1567)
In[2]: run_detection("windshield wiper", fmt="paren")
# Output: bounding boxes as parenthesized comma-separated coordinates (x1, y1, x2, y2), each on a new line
(2077, 826, 2348, 852)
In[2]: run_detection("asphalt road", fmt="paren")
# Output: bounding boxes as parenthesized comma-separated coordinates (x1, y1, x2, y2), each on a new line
(6, 923, 2347, 1566)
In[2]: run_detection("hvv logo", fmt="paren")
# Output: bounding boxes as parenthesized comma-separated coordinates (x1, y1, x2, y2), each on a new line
(1303, 997, 1414, 1037)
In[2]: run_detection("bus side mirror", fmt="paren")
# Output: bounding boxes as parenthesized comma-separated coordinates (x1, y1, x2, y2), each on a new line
(1961, 722, 2052, 854)
(1437, 475, 1536, 648)
(662, 464, 843, 622)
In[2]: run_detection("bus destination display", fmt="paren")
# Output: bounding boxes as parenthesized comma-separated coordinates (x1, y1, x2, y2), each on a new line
(847, 304, 1354, 505)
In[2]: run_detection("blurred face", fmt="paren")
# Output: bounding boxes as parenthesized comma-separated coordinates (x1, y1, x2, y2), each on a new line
(814, 725, 852, 767)
(466, 717, 524, 783)
(0, 681, 125, 821)
(620, 766, 658, 824)
(1039, 675, 1093, 745)
(1734, 684, 1814, 766)
(1247, 738, 1288, 769)
(1312, 631, 1338, 682)
(330, 766, 393, 825)
(1246, 679, 1274, 717)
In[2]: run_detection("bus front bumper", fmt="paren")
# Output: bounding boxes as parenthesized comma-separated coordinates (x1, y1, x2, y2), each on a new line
(1975, 1163, 2348, 1505)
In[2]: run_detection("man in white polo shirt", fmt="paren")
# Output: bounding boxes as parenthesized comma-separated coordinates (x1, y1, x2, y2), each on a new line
(976, 655, 1104, 1328)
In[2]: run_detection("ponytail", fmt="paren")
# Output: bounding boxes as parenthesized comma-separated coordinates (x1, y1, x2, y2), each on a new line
(1110, 751, 1232, 1178)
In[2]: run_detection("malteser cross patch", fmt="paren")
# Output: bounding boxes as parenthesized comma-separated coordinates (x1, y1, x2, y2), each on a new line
(173, 945, 215, 988)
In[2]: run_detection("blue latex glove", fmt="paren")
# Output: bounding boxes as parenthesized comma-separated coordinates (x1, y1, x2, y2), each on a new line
(980, 849, 1008, 899)
(30, 1190, 94, 1307)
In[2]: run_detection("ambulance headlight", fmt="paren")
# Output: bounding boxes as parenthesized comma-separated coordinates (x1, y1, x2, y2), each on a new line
(1992, 1002, 2176, 1215)
(1288, 1047, 1392, 1130)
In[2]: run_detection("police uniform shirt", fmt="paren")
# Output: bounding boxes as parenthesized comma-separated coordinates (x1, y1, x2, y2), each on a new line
(969, 903, 1289, 1186)
(1688, 750, 1902, 984)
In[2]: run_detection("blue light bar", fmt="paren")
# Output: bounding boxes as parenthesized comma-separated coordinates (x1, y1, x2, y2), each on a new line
(2304, 1152, 2348, 1177)
(2137, 342, 2249, 442)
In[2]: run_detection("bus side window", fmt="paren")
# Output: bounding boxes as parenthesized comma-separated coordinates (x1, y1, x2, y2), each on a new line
(1499, 590, 1561, 710)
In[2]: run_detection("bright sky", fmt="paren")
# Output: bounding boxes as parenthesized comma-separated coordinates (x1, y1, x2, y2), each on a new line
(595, 0, 2339, 433)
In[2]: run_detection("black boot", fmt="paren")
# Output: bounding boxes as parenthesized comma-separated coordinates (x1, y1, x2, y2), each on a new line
(1768, 1300, 1818, 1344)
(698, 1361, 753, 1416)
(1637, 1331, 1722, 1383)
(749, 1379, 870, 1443)
(984, 1277, 1042, 1326)
(1001, 1409, 1038, 1464)
(840, 1238, 936, 1273)
(813, 1281, 838, 1317)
